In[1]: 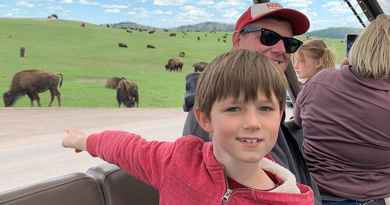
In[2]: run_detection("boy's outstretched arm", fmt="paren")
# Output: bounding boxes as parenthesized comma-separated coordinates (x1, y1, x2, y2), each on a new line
(62, 129, 88, 152)
(62, 129, 181, 190)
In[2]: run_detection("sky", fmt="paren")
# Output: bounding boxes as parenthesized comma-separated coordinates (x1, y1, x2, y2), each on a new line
(0, 0, 389, 31)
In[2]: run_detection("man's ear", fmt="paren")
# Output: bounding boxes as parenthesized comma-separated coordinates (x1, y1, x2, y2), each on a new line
(194, 108, 213, 133)
(232, 31, 240, 48)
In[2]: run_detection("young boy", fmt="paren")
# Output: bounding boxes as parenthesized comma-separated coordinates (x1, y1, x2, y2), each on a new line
(63, 49, 314, 205)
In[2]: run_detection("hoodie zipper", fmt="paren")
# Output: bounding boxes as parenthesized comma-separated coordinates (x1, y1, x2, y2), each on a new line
(221, 188, 233, 205)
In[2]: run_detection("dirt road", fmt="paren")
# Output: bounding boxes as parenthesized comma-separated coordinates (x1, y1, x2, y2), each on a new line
(0, 108, 187, 192)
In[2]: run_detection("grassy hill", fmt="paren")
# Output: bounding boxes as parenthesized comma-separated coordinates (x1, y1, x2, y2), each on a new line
(0, 18, 231, 107)
(307, 27, 361, 39)
(0, 18, 346, 108)
(174, 22, 234, 32)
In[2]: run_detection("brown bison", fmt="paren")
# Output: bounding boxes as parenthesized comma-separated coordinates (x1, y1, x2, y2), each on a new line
(193, 61, 208, 72)
(118, 43, 128, 48)
(3, 69, 63, 107)
(146, 44, 156, 49)
(116, 78, 139, 108)
(105, 77, 122, 89)
(165, 58, 183, 72)
(179, 51, 186, 57)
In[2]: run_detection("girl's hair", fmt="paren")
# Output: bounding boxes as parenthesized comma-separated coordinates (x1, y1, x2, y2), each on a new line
(195, 49, 287, 118)
(348, 14, 390, 80)
(294, 39, 336, 72)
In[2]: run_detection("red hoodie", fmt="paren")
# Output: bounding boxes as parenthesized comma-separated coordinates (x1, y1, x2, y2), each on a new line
(87, 130, 314, 205)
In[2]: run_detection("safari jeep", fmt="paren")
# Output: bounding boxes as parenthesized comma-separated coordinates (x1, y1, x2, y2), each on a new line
(0, 0, 386, 205)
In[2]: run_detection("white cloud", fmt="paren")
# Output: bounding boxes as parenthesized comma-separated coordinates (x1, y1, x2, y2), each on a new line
(222, 8, 240, 22)
(378, 0, 390, 13)
(62, 0, 73, 3)
(197, 0, 214, 6)
(79, 0, 99, 6)
(173, 5, 212, 24)
(283, 0, 312, 8)
(105, 9, 121, 13)
(155, 9, 173, 15)
(47, 5, 64, 10)
(101, 4, 128, 9)
(322, 1, 350, 14)
(182, 5, 209, 19)
(154, 0, 185, 6)
(17, 1, 35, 8)
(215, 1, 245, 10)
(128, 7, 149, 18)
(224, 0, 241, 6)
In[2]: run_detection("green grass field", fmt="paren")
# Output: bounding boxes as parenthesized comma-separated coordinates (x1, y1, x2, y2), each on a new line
(0, 18, 346, 107)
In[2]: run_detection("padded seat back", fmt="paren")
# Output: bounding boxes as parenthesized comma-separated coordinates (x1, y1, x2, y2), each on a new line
(87, 163, 159, 205)
(0, 173, 105, 205)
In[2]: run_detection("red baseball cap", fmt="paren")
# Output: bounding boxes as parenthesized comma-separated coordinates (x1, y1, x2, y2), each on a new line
(235, 2, 310, 36)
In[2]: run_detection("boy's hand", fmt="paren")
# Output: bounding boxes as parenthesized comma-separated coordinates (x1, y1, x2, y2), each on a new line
(62, 129, 88, 153)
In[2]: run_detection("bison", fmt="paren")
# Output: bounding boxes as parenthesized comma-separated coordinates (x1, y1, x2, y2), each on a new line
(105, 77, 122, 89)
(179, 51, 185, 57)
(118, 43, 128, 48)
(3, 69, 63, 107)
(146, 44, 156, 49)
(193, 61, 208, 72)
(116, 78, 139, 108)
(165, 58, 183, 72)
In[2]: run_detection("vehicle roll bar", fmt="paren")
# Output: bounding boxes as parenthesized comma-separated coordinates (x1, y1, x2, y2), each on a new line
(356, 0, 384, 21)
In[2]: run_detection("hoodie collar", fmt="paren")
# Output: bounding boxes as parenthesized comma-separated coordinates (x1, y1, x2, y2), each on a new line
(202, 143, 300, 193)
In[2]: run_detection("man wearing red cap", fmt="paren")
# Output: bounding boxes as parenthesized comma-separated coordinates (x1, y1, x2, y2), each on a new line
(183, 1, 321, 205)
(232, 1, 309, 71)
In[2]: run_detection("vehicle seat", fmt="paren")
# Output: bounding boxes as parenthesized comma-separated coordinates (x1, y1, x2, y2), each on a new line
(87, 163, 159, 205)
(0, 173, 105, 205)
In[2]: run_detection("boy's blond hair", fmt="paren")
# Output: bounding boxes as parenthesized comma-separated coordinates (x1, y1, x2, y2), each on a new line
(348, 14, 390, 80)
(293, 39, 336, 71)
(195, 49, 287, 118)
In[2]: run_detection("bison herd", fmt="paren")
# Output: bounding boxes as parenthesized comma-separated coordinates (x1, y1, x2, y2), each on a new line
(3, 61, 209, 107)
(3, 59, 208, 107)
(2, 69, 140, 108)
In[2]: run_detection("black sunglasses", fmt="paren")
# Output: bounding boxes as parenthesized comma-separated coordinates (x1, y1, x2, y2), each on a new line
(240, 27, 303, 54)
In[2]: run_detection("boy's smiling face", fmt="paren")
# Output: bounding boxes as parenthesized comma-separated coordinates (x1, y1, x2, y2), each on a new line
(197, 91, 283, 164)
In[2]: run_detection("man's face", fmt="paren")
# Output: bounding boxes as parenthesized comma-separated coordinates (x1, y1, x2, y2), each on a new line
(235, 18, 293, 72)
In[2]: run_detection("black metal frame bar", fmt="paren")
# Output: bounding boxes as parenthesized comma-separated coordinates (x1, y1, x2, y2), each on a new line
(356, 0, 384, 22)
